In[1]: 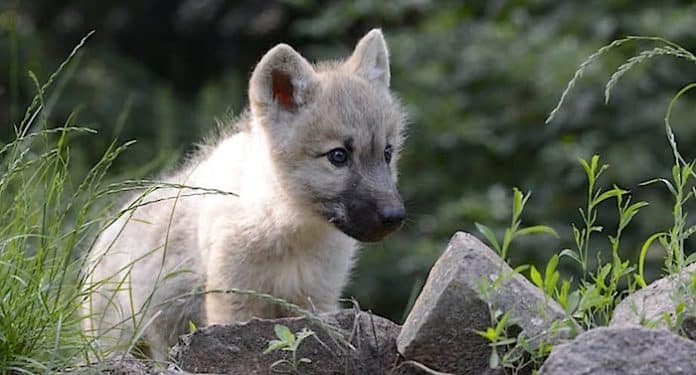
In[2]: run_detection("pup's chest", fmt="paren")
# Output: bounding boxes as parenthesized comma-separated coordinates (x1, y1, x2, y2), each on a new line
(247, 234, 356, 306)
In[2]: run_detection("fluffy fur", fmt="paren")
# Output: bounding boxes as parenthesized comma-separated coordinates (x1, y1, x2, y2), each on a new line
(83, 29, 407, 360)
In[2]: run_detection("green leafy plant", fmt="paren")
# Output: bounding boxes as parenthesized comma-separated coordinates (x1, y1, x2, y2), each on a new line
(476, 307, 556, 373)
(476, 187, 558, 262)
(637, 162, 696, 287)
(476, 310, 518, 371)
(478, 35, 696, 373)
(264, 324, 316, 374)
(529, 255, 560, 299)
(549, 36, 696, 329)
(558, 155, 646, 328)
(475, 188, 558, 373)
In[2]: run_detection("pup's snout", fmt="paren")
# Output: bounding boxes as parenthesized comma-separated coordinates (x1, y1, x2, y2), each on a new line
(379, 204, 405, 228)
(331, 190, 406, 242)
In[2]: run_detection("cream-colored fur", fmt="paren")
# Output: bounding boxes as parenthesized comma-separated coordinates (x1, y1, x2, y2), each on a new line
(83, 29, 406, 361)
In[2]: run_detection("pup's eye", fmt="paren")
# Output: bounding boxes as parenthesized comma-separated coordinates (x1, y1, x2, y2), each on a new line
(384, 145, 393, 164)
(327, 148, 349, 167)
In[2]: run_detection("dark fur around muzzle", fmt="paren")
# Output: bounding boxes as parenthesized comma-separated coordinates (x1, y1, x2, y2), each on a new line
(327, 171, 405, 242)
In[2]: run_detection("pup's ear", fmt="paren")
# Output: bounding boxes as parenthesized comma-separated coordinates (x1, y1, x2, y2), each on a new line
(345, 29, 390, 88)
(249, 44, 318, 114)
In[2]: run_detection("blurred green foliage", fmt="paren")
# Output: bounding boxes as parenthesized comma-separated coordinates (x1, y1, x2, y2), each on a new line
(1, 1, 696, 321)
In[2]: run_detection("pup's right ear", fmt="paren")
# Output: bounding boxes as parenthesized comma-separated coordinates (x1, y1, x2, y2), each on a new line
(249, 44, 318, 117)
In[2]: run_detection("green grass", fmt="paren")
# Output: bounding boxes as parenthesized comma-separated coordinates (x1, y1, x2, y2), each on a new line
(0, 31, 136, 372)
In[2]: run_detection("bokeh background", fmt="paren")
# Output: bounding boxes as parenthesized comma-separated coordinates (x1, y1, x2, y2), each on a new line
(1, 1, 696, 322)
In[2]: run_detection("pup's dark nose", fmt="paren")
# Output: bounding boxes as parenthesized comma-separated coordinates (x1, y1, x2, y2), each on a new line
(379, 205, 406, 227)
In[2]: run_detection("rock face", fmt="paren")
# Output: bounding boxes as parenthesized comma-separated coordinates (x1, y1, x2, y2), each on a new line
(397, 232, 572, 374)
(171, 309, 400, 374)
(610, 264, 696, 339)
(538, 326, 696, 375)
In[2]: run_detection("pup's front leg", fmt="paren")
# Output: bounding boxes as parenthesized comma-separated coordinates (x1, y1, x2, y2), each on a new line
(204, 290, 252, 325)
(204, 257, 279, 324)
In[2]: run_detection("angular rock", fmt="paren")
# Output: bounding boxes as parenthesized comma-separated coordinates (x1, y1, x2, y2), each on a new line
(171, 309, 400, 374)
(610, 263, 695, 339)
(538, 326, 696, 375)
(397, 232, 572, 374)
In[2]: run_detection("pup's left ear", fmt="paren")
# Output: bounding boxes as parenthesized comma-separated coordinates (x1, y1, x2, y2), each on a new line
(345, 29, 390, 88)
(249, 44, 318, 114)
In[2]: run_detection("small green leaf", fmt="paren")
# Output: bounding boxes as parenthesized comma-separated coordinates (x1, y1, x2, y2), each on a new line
(682, 163, 695, 184)
(530, 266, 543, 289)
(597, 264, 612, 281)
(546, 272, 559, 296)
(545, 255, 559, 281)
(571, 225, 583, 247)
(513, 264, 530, 274)
(566, 290, 580, 314)
(264, 339, 288, 354)
(637, 232, 666, 288)
(485, 327, 497, 341)
(593, 187, 627, 206)
(578, 285, 612, 311)
(475, 327, 497, 342)
(590, 155, 600, 173)
(633, 274, 647, 290)
(640, 178, 677, 195)
(556, 279, 570, 308)
(578, 207, 588, 223)
(685, 252, 696, 266)
(274, 324, 295, 344)
(476, 223, 501, 252)
(503, 228, 512, 250)
(495, 312, 510, 336)
(516, 225, 559, 238)
(626, 201, 649, 214)
(544, 256, 560, 296)
(512, 187, 523, 218)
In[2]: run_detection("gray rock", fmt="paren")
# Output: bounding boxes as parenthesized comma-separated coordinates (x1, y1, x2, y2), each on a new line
(397, 232, 573, 374)
(610, 263, 695, 339)
(171, 309, 400, 374)
(538, 326, 696, 375)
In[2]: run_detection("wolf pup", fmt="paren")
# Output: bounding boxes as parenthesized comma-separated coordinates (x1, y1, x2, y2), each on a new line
(83, 29, 406, 360)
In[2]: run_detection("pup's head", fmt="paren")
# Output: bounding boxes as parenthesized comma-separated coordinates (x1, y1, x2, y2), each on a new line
(248, 29, 406, 242)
